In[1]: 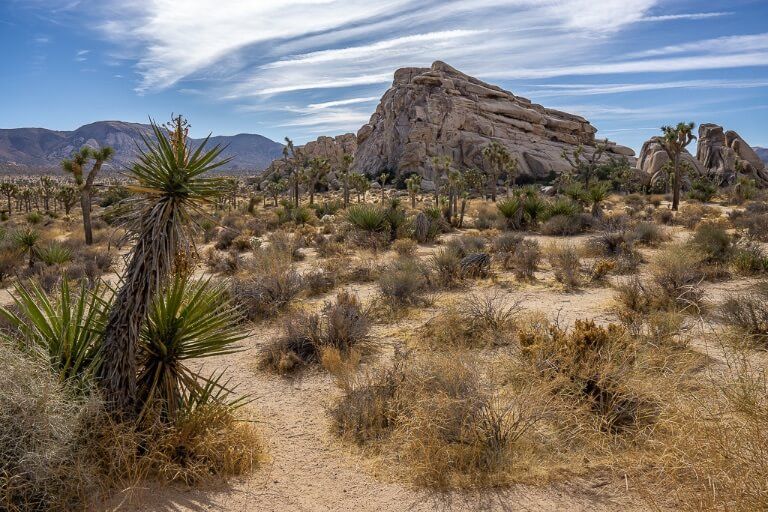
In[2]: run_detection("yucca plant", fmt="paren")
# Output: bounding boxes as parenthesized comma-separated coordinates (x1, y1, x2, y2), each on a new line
(0, 279, 111, 386)
(98, 115, 230, 415)
(542, 197, 581, 221)
(496, 197, 525, 230)
(137, 275, 247, 421)
(347, 204, 387, 232)
(36, 242, 73, 266)
(13, 227, 39, 267)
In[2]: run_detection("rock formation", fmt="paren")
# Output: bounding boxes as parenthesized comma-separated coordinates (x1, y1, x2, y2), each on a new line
(696, 123, 768, 185)
(637, 123, 768, 187)
(636, 138, 705, 187)
(352, 61, 634, 181)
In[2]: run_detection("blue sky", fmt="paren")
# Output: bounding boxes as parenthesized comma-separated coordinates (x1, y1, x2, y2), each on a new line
(1, 0, 767, 152)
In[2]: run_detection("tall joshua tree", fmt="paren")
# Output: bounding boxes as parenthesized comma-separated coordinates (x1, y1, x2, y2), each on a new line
(340, 153, 353, 208)
(0, 181, 17, 216)
(655, 122, 696, 211)
(482, 141, 510, 202)
(306, 157, 330, 205)
(97, 115, 228, 415)
(62, 145, 114, 244)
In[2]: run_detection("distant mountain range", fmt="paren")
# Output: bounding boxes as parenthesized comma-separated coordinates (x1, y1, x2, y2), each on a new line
(0, 121, 284, 174)
(756, 147, 768, 165)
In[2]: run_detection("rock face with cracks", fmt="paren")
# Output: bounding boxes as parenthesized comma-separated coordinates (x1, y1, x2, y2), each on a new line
(351, 61, 634, 181)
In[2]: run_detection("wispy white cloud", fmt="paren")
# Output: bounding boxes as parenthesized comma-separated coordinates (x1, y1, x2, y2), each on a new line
(638, 11, 731, 22)
(523, 79, 768, 97)
(306, 97, 380, 110)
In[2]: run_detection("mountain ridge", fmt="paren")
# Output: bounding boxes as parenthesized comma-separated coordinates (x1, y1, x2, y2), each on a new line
(0, 120, 284, 174)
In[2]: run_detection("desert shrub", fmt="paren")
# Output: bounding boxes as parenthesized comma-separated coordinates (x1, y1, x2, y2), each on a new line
(540, 214, 589, 236)
(662, 354, 768, 511)
(653, 208, 674, 225)
(378, 258, 430, 305)
(676, 204, 718, 230)
(205, 247, 240, 275)
(518, 318, 657, 434)
(507, 239, 541, 280)
(419, 292, 520, 348)
(718, 282, 768, 346)
(650, 243, 705, 311)
(0, 248, 19, 282)
(431, 247, 463, 287)
(214, 228, 239, 250)
(231, 252, 303, 320)
(315, 237, 347, 258)
(392, 238, 417, 257)
(687, 176, 718, 202)
(690, 221, 732, 264)
(730, 240, 768, 275)
(331, 350, 539, 488)
(230, 235, 255, 252)
(729, 177, 758, 204)
(304, 268, 337, 296)
(266, 231, 304, 261)
(631, 221, 668, 246)
(460, 252, 491, 279)
(473, 203, 501, 230)
(0, 343, 102, 511)
(26, 212, 43, 225)
(260, 291, 370, 374)
(491, 232, 523, 254)
(411, 211, 441, 243)
(585, 231, 642, 274)
(546, 243, 581, 289)
(729, 202, 768, 241)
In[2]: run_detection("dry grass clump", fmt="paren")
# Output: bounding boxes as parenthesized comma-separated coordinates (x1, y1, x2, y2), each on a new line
(649, 243, 705, 311)
(491, 234, 541, 279)
(330, 350, 541, 488)
(418, 292, 520, 348)
(717, 281, 768, 346)
(392, 238, 417, 257)
(260, 291, 370, 374)
(676, 203, 720, 229)
(378, 258, 431, 305)
(584, 230, 642, 274)
(729, 201, 768, 241)
(659, 350, 768, 511)
(517, 318, 659, 435)
(230, 249, 304, 320)
(545, 242, 581, 289)
(0, 343, 261, 511)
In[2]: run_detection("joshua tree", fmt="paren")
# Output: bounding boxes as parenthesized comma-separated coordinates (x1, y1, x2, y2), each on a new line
(283, 137, 307, 207)
(13, 228, 39, 267)
(39, 176, 56, 212)
(351, 173, 370, 203)
(306, 157, 331, 205)
(654, 122, 696, 211)
(561, 139, 608, 188)
(378, 173, 388, 203)
(431, 155, 452, 206)
(97, 115, 228, 415)
(340, 153, 353, 208)
(482, 141, 510, 201)
(505, 157, 519, 196)
(57, 185, 79, 215)
(62, 145, 115, 244)
(0, 181, 17, 216)
(405, 174, 421, 208)
(588, 182, 610, 218)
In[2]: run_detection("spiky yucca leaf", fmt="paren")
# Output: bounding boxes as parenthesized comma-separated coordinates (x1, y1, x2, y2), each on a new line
(0, 279, 111, 386)
(137, 275, 247, 421)
(347, 204, 387, 232)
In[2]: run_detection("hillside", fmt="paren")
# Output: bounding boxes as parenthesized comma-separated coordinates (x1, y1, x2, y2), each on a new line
(0, 121, 284, 173)
(756, 146, 768, 164)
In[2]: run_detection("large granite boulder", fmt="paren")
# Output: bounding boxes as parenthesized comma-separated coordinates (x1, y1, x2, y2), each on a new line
(352, 61, 634, 181)
(697, 123, 768, 185)
(637, 138, 705, 187)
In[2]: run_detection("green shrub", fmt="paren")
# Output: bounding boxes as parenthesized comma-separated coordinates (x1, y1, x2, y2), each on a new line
(26, 212, 43, 225)
(36, 243, 73, 266)
(691, 222, 732, 264)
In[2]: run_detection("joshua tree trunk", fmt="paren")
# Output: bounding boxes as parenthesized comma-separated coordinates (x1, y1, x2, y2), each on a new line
(490, 172, 498, 202)
(459, 197, 467, 228)
(98, 216, 175, 415)
(411, 193, 416, 209)
(81, 191, 93, 245)
(5, 195, 10, 216)
(343, 175, 350, 207)
(672, 154, 681, 211)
